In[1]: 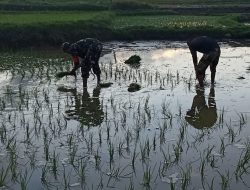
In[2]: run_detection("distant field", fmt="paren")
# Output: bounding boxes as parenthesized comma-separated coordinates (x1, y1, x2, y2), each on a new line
(0, 11, 233, 28)
(1, 0, 250, 5)
(0, 11, 111, 25)
(0, 10, 249, 48)
(113, 15, 224, 29)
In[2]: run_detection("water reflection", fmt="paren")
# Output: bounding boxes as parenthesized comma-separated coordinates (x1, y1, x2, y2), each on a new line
(58, 87, 104, 126)
(185, 86, 217, 129)
(151, 49, 179, 60)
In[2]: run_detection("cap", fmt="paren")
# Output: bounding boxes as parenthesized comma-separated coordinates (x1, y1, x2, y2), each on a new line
(61, 42, 71, 51)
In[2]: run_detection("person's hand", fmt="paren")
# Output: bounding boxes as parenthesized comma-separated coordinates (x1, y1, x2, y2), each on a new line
(186, 110, 195, 117)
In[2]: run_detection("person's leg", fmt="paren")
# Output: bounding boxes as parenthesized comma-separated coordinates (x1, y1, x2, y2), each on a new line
(210, 49, 220, 85)
(92, 44, 102, 85)
(196, 54, 210, 87)
(81, 61, 91, 89)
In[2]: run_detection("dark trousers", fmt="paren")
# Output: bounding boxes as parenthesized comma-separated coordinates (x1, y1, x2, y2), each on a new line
(196, 48, 220, 75)
(80, 44, 102, 79)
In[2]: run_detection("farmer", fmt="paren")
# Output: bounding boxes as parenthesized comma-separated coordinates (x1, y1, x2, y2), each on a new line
(61, 38, 103, 88)
(185, 86, 217, 129)
(187, 36, 221, 87)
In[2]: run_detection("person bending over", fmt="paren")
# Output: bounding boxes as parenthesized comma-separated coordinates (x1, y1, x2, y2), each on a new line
(62, 38, 103, 88)
(187, 36, 221, 87)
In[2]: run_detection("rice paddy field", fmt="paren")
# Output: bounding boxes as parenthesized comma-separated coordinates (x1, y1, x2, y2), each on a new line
(0, 41, 250, 190)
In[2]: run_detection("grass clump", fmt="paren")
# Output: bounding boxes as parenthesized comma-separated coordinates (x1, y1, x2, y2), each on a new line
(55, 71, 75, 78)
(99, 82, 113, 88)
(125, 55, 141, 68)
(128, 83, 141, 92)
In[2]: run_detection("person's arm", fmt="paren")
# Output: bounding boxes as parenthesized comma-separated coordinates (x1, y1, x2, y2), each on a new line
(189, 49, 199, 79)
(69, 56, 80, 75)
(190, 50, 198, 70)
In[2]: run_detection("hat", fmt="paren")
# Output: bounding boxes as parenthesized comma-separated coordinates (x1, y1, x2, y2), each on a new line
(61, 42, 71, 51)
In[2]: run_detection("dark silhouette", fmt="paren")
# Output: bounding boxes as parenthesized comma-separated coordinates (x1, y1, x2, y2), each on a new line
(58, 87, 104, 127)
(185, 86, 217, 129)
(62, 38, 103, 88)
(187, 36, 221, 87)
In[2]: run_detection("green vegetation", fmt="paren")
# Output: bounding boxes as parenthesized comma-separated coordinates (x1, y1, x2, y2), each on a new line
(0, 0, 249, 48)
(124, 55, 141, 67)
(1, 0, 250, 6)
(0, 10, 249, 49)
(0, 11, 110, 25)
(128, 83, 141, 92)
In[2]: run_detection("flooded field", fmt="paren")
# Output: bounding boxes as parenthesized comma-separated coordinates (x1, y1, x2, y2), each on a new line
(0, 41, 250, 190)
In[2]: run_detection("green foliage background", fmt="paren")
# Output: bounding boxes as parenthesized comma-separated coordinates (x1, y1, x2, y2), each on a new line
(0, 0, 250, 48)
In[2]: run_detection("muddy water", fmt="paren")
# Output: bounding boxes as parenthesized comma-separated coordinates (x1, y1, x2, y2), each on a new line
(0, 41, 250, 190)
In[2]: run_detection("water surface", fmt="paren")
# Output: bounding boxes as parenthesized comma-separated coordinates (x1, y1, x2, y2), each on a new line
(0, 41, 250, 190)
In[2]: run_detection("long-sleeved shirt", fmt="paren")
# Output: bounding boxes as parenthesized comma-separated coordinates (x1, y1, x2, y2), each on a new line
(187, 36, 220, 54)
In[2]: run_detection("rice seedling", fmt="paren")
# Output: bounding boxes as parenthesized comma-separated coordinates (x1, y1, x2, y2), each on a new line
(28, 149, 37, 170)
(226, 124, 236, 143)
(94, 150, 101, 170)
(126, 178, 135, 190)
(75, 158, 87, 186)
(180, 165, 192, 190)
(18, 170, 33, 190)
(207, 177, 215, 190)
(219, 137, 226, 156)
(9, 146, 18, 182)
(159, 121, 168, 144)
(40, 165, 48, 186)
(0, 164, 10, 188)
(118, 140, 125, 157)
(140, 139, 151, 163)
(108, 141, 115, 167)
(199, 155, 206, 182)
(50, 150, 59, 179)
(142, 166, 152, 189)
(235, 141, 250, 177)
(121, 110, 127, 128)
(0, 40, 250, 190)
(218, 170, 230, 190)
(238, 112, 247, 128)
(218, 107, 225, 126)
(173, 142, 183, 163)
(63, 166, 70, 190)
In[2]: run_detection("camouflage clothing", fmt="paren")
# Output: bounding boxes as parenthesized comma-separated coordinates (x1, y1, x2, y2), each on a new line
(69, 38, 103, 78)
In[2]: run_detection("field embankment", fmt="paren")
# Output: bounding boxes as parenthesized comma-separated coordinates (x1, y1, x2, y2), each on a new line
(0, 2, 250, 49)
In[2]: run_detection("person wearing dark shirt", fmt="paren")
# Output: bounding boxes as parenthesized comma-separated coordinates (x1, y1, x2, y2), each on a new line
(62, 38, 103, 88)
(185, 86, 217, 129)
(187, 36, 221, 87)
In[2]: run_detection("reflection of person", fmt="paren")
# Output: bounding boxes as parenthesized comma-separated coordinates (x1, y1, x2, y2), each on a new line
(187, 36, 221, 87)
(61, 38, 103, 88)
(61, 87, 104, 127)
(185, 86, 217, 129)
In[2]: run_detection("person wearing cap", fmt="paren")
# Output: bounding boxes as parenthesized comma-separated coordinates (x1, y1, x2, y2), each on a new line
(62, 38, 103, 88)
(187, 36, 221, 87)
